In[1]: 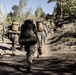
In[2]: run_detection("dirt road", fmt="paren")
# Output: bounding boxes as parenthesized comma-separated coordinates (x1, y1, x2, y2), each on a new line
(0, 34, 76, 75)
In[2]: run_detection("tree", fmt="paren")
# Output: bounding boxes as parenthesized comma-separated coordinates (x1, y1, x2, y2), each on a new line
(6, 12, 13, 23)
(19, 0, 28, 23)
(40, 12, 46, 19)
(6, 0, 33, 24)
(35, 6, 45, 18)
(12, 5, 20, 21)
(12, 5, 19, 12)
(0, 6, 7, 24)
(65, 0, 76, 16)
(0, 9, 2, 24)
(48, 0, 76, 19)
(19, 0, 27, 13)
(48, 0, 63, 19)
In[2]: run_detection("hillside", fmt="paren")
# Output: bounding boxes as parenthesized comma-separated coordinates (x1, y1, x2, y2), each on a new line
(0, 21, 76, 75)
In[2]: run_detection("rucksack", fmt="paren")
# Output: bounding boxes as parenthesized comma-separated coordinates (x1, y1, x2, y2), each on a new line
(19, 20, 37, 44)
(37, 22, 44, 32)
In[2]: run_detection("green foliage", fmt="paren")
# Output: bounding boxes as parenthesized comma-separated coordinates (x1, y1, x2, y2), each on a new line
(35, 6, 46, 19)
(48, 0, 76, 19)
(12, 5, 19, 12)
(0, 7, 7, 24)
(6, 0, 46, 24)
(19, 0, 27, 14)
(6, 0, 31, 24)
(40, 12, 46, 19)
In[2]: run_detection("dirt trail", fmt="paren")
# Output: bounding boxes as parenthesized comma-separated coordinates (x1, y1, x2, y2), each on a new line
(0, 33, 76, 75)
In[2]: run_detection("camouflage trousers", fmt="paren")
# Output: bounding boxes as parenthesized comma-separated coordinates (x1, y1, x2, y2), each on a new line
(37, 31, 45, 45)
(49, 28, 54, 36)
(11, 34, 19, 54)
(24, 43, 37, 63)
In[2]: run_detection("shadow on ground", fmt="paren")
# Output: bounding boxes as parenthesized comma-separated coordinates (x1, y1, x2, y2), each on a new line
(0, 46, 10, 51)
(0, 56, 76, 75)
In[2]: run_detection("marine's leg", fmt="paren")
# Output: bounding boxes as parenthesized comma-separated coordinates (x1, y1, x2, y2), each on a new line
(26, 44, 36, 72)
(11, 41, 16, 55)
(11, 34, 18, 55)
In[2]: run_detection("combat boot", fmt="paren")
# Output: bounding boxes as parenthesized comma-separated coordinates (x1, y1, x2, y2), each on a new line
(11, 50, 16, 56)
(37, 47, 42, 58)
(38, 47, 42, 55)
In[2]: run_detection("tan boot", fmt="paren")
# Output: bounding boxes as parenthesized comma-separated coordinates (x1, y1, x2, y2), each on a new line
(11, 50, 16, 56)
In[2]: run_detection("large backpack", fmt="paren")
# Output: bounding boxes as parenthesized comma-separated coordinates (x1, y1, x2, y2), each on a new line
(19, 20, 37, 44)
(37, 22, 44, 32)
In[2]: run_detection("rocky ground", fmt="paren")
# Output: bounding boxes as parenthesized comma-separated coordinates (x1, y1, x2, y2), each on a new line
(0, 26, 76, 75)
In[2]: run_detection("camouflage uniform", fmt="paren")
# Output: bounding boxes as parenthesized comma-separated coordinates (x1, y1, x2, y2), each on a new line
(9, 21, 20, 55)
(46, 21, 51, 33)
(37, 31, 44, 45)
(0, 30, 2, 41)
(36, 22, 45, 46)
(49, 20, 55, 36)
(43, 23, 48, 37)
(11, 33, 19, 55)
(42, 21, 49, 43)
(19, 19, 40, 72)
(24, 43, 37, 63)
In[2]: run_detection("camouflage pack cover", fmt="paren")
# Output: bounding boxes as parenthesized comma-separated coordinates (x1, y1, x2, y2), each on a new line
(37, 22, 44, 31)
(12, 22, 19, 31)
